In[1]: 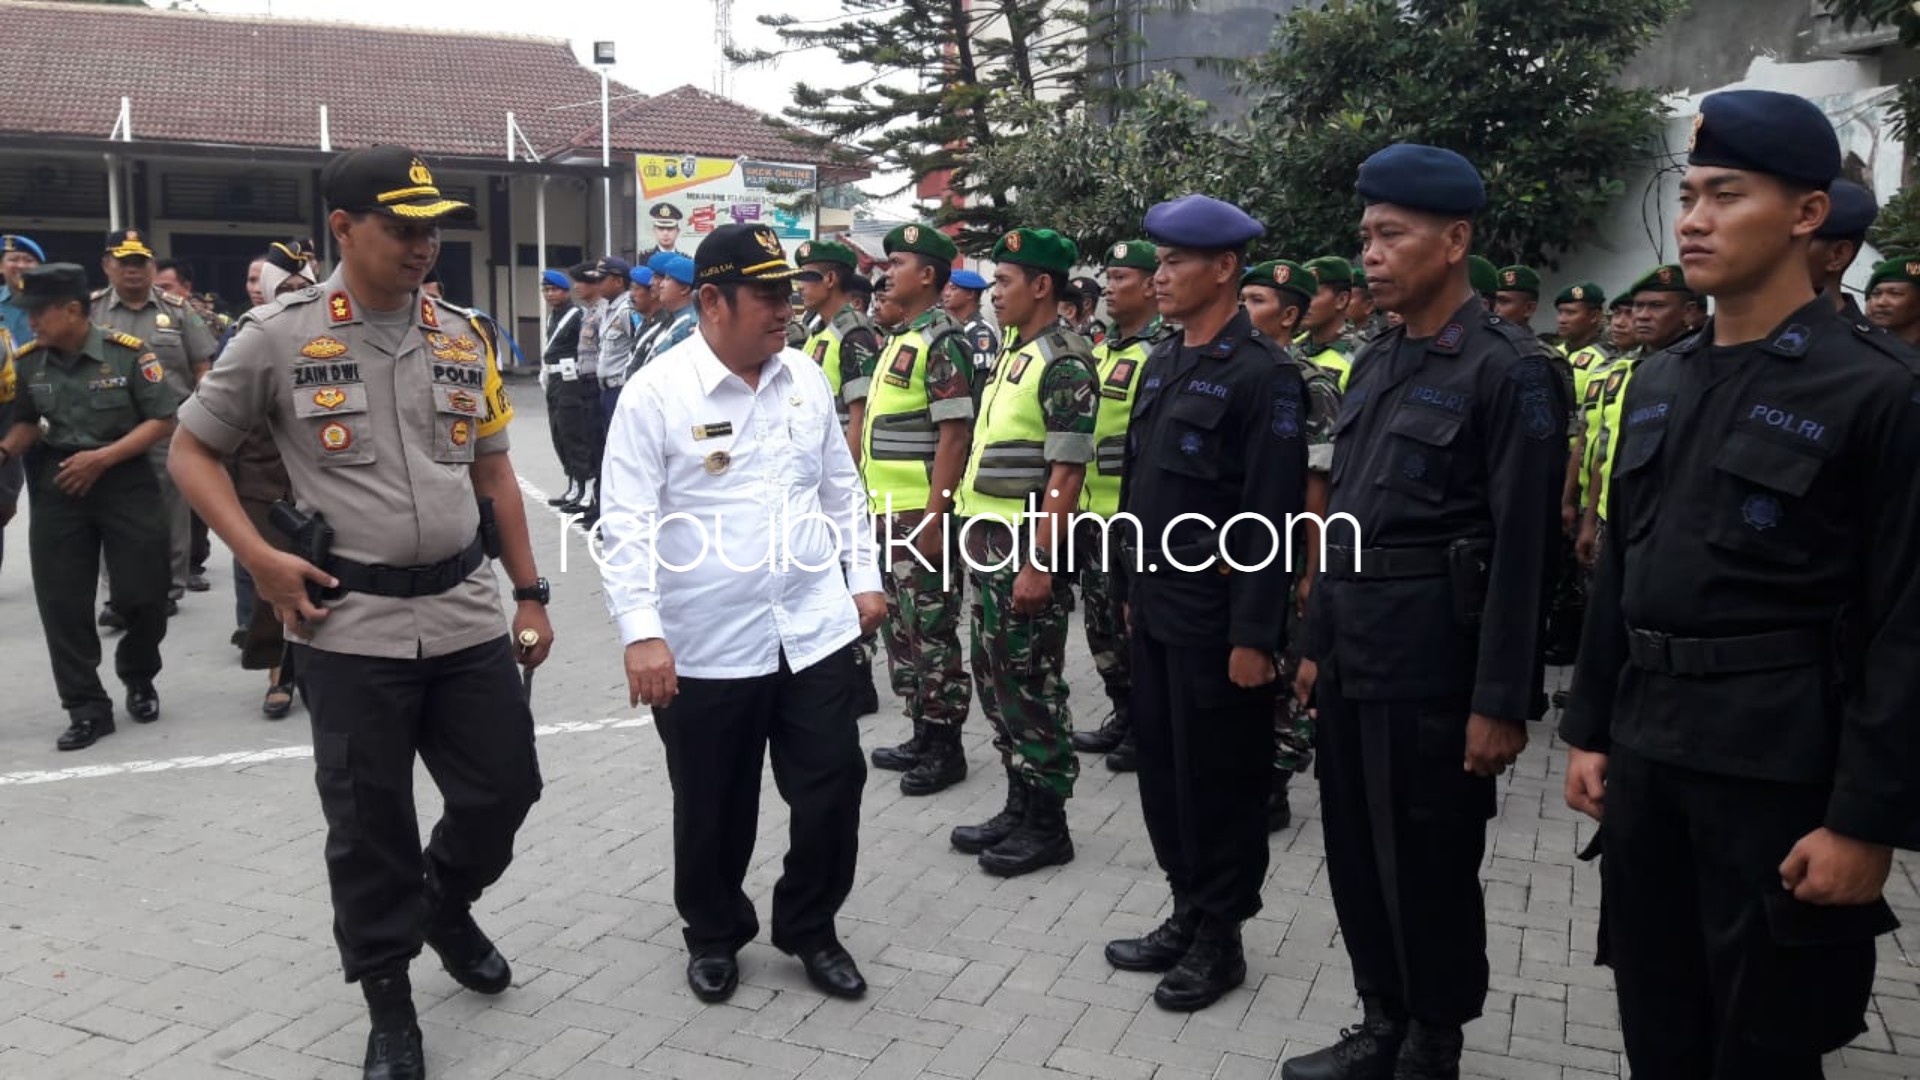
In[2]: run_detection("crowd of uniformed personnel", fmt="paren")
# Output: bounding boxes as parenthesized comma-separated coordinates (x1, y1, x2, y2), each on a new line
(2, 84, 1918, 1080)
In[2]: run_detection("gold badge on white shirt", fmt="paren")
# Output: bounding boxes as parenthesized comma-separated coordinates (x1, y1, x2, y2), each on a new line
(704, 450, 732, 475)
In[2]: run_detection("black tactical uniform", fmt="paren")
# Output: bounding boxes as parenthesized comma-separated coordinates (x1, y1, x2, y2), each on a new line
(1105, 194, 1308, 1017)
(1562, 299, 1920, 1077)
(1306, 293, 1566, 1031)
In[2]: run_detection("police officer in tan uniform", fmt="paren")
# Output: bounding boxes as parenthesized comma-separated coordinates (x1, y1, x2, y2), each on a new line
(168, 145, 554, 1080)
(94, 228, 216, 603)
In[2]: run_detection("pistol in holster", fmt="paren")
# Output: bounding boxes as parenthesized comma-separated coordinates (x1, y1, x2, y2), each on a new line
(477, 496, 502, 559)
(1447, 537, 1492, 631)
(269, 499, 343, 606)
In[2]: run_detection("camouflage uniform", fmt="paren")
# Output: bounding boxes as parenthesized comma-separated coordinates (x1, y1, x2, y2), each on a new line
(963, 336, 1099, 798)
(1274, 347, 1342, 775)
(875, 315, 977, 733)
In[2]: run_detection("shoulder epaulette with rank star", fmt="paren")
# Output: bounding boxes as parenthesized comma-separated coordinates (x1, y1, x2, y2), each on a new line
(90, 287, 110, 302)
(158, 290, 186, 306)
(106, 330, 145, 350)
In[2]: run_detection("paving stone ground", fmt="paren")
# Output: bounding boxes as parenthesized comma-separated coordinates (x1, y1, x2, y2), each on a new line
(1, 380, 1915, 1079)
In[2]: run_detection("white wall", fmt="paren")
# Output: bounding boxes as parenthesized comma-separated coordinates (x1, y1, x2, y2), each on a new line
(1542, 54, 1905, 327)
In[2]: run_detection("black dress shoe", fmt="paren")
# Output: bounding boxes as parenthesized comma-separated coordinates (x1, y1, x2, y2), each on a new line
(687, 951, 739, 1003)
(797, 944, 866, 999)
(56, 714, 115, 752)
(98, 606, 126, 631)
(186, 571, 211, 593)
(1105, 730, 1137, 772)
(125, 682, 160, 724)
(425, 905, 512, 995)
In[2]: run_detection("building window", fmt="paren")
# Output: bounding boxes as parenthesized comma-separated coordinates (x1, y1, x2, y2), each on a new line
(0, 161, 110, 219)
(162, 172, 304, 223)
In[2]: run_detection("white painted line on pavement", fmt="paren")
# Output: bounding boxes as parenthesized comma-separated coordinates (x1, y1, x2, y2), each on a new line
(0, 714, 654, 787)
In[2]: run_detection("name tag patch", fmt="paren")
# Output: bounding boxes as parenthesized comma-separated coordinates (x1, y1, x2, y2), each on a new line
(294, 362, 362, 386)
(1745, 403, 1826, 445)
(1182, 378, 1229, 400)
(692, 421, 733, 440)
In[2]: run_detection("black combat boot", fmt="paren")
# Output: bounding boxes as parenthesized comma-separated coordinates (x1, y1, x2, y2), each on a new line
(424, 868, 511, 995)
(900, 723, 967, 795)
(871, 718, 926, 771)
(360, 970, 424, 1080)
(1105, 727, 1137, 772)
(1152, 917, 1246, 1012)
(1280, 997, 1406, 1080)
(1391, 1021, 1463, 1080)
(1071, 701, 1129, 754)
(1105, 900, 1197, 972)
(1268, 769, 1293, 833)
(547, 479, 579, 507)
(978, 784, 1073, 877)
(950, 767, 1028, 854)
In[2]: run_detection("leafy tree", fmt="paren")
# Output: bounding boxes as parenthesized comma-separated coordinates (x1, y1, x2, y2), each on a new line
(1868, 183, 1920, 256)
(727, 0, 1182, 237)
(1820, 0, 1920, 142)
(972, 0, 1684, 268)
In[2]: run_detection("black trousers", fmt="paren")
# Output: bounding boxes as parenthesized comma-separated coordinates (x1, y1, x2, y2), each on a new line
(551, 376, 603, 485)
(27, 452, 169, 720)
(652, 649, 864, 956)
(1602, 744, 1889, 1080)
(1315, 678, 1495, 1026)
(296, 636, 542, 983)
(543, 371, 578, 484)
(1130, 633, 1275, 925)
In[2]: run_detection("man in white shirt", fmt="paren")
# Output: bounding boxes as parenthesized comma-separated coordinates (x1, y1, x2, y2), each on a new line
(598, 223, 886, 1006)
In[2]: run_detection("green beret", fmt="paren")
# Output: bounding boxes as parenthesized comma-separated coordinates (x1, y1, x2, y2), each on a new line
(1243, 259, 1318, 307)
(1104, 239, 1158, 272)
(1304, 256, 1352, 288)
(1468, 255, 1499, 296)
(1349, 261, 1367, 287)
(794, 239, 857, 270)
(1555, 282, 1605, 307)
(1868, 256, 1920, 293)
(991, 228, 1078, 275)
(1609, 292, 1632, 311)
(1496, 265, 1540, 296)
(1628, 264, 1690, 296)
(884, 222, 958, 263)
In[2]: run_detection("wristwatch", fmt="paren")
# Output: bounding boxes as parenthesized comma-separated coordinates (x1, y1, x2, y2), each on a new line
(512, 577, 550, 605)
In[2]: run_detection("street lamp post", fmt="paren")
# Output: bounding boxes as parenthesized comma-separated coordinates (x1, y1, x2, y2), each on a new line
(593, 40, 616, 255)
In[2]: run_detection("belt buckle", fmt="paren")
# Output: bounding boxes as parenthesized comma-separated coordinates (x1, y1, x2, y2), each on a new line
(1634, 628, 1672, 671)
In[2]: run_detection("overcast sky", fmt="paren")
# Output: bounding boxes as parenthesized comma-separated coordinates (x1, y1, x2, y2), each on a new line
(188, 0, 915, 206)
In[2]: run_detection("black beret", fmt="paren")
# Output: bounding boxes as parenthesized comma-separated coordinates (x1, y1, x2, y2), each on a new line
(1357, 144, 1486, 215)
(1815, 178, 1878, 240)
(1687, 89, 1840, 190)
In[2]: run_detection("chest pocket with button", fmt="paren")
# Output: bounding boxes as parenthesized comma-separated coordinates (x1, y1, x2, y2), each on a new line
(1155, 390, 1231, 481)
(1375, 407, 1462, 503)
(87, 379, 135, 425)
(1705, 430, 1824, 566)
(27, 382, 54, 415)
(292, 382, 376, 468)
(1611, 419, 1667, 541)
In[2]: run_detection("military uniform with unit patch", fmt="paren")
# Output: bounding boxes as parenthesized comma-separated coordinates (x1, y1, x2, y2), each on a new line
(92, 240, 217, 600)
(951, 228, 1100, 877)
(861, 222, 979, 782)
(5, 311, 178, 750)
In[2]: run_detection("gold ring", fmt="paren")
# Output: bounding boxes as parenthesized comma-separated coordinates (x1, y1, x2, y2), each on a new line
(517, 629, 540, 649)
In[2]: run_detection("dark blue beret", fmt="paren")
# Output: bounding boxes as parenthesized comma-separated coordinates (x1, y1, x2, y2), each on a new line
(950, 269, 988, 290)
(628, 266, 654, 287)
(1356, 144, 1486, 215)
(1815, 178, 1878, 239)
(1143, 195, 1265, 251)
(1688, 89, 1840, 189)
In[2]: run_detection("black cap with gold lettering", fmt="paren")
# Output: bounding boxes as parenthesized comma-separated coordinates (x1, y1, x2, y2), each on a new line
(695, 223, 799, 286)
(321, 145, 476, 224)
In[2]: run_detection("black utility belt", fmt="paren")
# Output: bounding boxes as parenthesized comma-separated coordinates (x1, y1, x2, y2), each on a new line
(330, 536, 486, 598)
(1321, 544, 1449, 579)
(1625, 625, 1826, 677)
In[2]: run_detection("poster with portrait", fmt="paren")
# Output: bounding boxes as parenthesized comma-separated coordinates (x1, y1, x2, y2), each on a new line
(635, 155, 817, 263)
